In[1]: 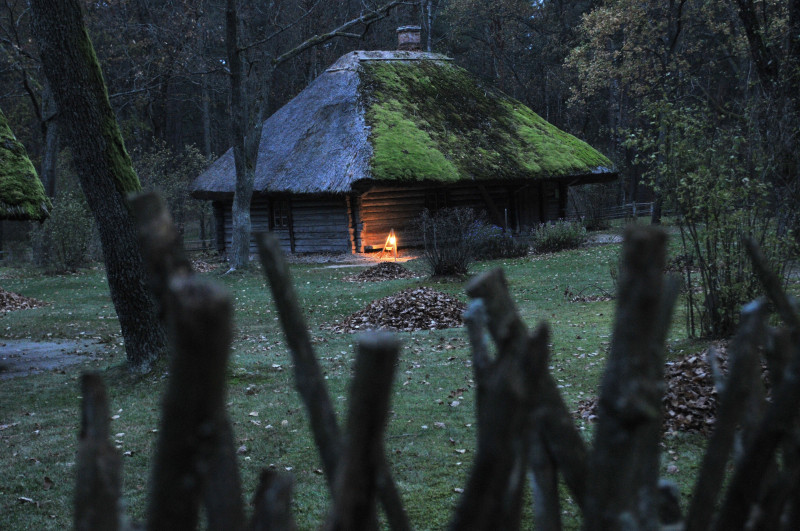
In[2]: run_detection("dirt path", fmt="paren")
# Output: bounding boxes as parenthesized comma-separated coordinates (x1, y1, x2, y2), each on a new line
(0, 339, 106, 379)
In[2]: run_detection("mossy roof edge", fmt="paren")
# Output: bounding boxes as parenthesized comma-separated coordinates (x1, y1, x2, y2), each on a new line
(0, 108, 51, 221)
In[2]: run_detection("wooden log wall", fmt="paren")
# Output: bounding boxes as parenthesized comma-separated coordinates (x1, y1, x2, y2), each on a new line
(356, 182, 565, 251)
(215, 195, 350, 256)
(291, 196, 351, 253)
(210, 181, 567, 256)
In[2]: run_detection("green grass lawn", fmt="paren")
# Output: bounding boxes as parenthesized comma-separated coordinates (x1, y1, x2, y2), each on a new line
(0, 239, 712, 529)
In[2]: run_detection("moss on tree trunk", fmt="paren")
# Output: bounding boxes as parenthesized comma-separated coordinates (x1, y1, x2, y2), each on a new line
(30, 0, 167, 371)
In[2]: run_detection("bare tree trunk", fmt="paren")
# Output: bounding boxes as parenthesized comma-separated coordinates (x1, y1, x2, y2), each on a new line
(226, 0, 252, 270)
(224, 1, 405, 267)
(225, 0, 266, 270)
(40, 83, 58, 199)
(202, 75, 213, 160)
(30, 0, 167, 371)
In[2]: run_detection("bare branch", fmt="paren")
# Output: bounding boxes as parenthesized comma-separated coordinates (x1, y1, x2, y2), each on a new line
(271, 0, 410, 67)
(256, 232, 410, 531)
(449, 269, 549, 530)
(528, 431, 561, 531)
(714, 327, 800, 530)
(146, 277, 243, 530)
(744, 237, 800, 329)
(256, 232, 343, 480)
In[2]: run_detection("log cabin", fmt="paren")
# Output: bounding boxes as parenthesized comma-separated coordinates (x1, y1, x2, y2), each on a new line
(191, 27, 616, 255)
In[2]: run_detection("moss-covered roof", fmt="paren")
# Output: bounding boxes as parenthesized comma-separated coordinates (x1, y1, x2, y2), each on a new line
(192, 51, 614, 198)
(0, 108, 51, 221)
(361, 60, 613, 182)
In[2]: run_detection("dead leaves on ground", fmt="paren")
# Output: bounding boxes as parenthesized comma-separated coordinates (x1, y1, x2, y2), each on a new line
(344, 262, 418, 282)
(0, 287, 47, 313)
(190, 257, 222, 273)
(577, 345, 739, 435)
(327, 287, 466, 333)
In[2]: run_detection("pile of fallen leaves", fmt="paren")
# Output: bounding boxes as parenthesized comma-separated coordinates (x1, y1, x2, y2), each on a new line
(0, 287, 47, 313)
(577, 347, 736, 435)
(345, 262, 418, 282)
(328, 287, 466, 333)
(563, 286, 614, 303)
(191, 257, 222, 273)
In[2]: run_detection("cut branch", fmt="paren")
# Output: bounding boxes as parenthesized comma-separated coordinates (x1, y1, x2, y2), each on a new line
(256, 232, 410, 531)
(146, 277, 243, 530)
(323, 332, 401, 531)
(250, 471, 296, 531)
(584, 226, 672, 530)
(74, 374, 121, 531)
(450, 268, 549, 530)
(685, 301, 768, 531)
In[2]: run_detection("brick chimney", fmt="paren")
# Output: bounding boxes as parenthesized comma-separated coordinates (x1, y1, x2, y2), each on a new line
(397, 26, 422, 51)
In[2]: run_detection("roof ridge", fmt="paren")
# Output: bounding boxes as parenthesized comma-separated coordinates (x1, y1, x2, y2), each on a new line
(326, 50, 451, 72)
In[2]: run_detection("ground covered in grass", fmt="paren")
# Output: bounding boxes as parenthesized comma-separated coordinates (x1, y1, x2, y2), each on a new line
(0, 237, 715, 529)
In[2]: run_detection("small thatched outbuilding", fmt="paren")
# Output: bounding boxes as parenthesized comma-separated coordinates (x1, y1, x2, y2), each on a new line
(0, 108, 50, 222)
(192, 36, 615, 255)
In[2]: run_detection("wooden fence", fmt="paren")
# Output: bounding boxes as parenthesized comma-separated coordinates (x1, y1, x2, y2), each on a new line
(568, 201, 655, 222)
(72, 192, 800, 530)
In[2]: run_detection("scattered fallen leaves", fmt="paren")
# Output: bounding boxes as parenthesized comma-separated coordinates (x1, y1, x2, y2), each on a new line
(0, 287, 47, 313)
(344, 262, 418, 282)
(327, 287, 466, 333)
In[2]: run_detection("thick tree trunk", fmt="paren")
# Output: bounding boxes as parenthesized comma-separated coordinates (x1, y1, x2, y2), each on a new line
(30, 0, 167, 371)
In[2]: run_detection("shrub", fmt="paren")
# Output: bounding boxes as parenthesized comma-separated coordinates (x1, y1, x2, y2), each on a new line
(529, 220, 586, 253)
(415, 207, 481, 276)
(30, 189, 96, 271)
(627, 101, 798, 337)
(473, 224, 529, 259)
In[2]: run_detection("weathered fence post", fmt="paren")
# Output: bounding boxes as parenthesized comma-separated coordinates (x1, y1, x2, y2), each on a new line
(256, 232, 410, 531)
(74, 374, 122, 531)
(584, 226, 677, 530)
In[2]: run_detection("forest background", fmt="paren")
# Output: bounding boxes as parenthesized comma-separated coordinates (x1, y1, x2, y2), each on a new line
(2, 0, 799, 337)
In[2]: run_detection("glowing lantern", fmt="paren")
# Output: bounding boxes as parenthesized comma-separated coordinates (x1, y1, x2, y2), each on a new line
(379, 229, 398, 261)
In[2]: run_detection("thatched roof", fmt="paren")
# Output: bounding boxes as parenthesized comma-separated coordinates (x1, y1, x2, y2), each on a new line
(0, 108, 51, 221)
(192, 51, 615, 199)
